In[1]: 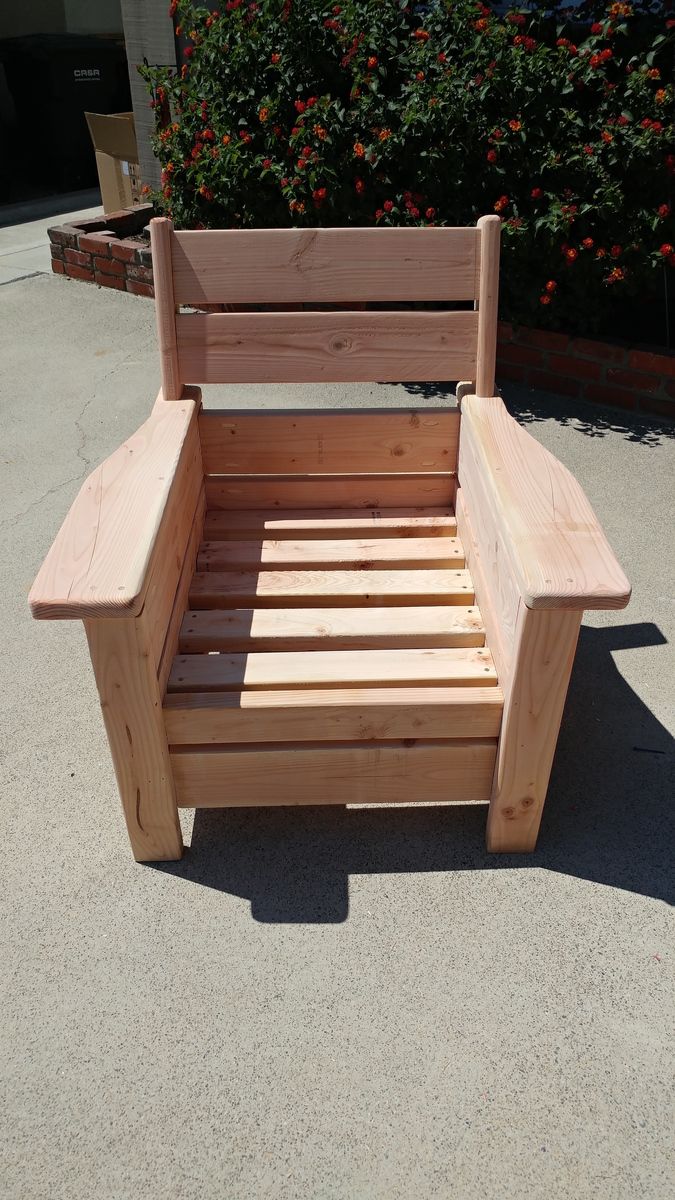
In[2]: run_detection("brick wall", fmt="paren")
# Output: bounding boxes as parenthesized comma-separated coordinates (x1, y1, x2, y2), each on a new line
(498, 321, 675, 421)
(48, 206, 155, 299)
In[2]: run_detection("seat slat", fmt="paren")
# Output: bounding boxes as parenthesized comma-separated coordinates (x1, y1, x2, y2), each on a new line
(197, 536, 464, 572)
(203, 507, 457, 540)
(167, 647, 497, 692)
(171, 740, 497, 808)
(178, 605, 485, 653)
(163, 686, 504, 744)
(188, 568, 474, 608)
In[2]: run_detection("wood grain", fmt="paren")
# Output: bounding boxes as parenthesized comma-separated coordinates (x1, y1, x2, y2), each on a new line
(199, 408, 460, 475)
(177, 310, 478, 384)
(171, 740, 497, 807)
(29, 395, 201, 620)
(178, 605, 485, 652)
(188, 568, 474, 608)
(171, 226, 480, 304)
(164, 688, 504, 744)
(150, 218, 182, 401)
(475, 216, 501, 398)
(197, 536, 464, 572)
(486, 603, 581, 852)
(156, 491, 206, 697)
(85, 612, 183, 862)
(203, 507, 457, 540)
(455, 481, 519, 686)
(204, 475, 456, 511)
(459, 395, 631, 610)
(167, 647, 498, 692)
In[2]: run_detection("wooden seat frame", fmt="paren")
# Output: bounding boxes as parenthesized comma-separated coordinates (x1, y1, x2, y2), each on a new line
(29, 215, 630, 861)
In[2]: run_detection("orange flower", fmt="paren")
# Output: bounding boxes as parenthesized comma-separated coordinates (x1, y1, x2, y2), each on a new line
(596, 247, 607, 259)
(474, 18, 488, 32)
(582, 237, 594, 249)
(367, 55, 377, 68)
(565, 248, 578, 262)
(539, 294, 551, 305)
(601, 130, 613, 143)
(605, 266, 625, 284)
(416, 71, 425, 81)
(353, 141, 365, 157)
(313, 125, 327, 140)
(258, 107, 269, 122)
(378, 128, 391, 141)
(647, 67, 660, 80)
(545, 280, 557, 293)
(494, 194, 509, 213)
(222, 134, 231, 145)
(413, 29, 430, 41)
(508, 119, 522, 132)
(655, 89, 667, 104)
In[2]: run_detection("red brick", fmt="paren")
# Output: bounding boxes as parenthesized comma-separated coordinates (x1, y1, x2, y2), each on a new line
(628, 348, 675, 379)
(48, 225, 78, 249)
(94, 271, 126, 291)
(94, 255, 126, 277)
(584, 383, 637, 411)
(571, 336, 626, 365)
(79, 233, 114, 255)
(496, 362, 527, 384)
(605, 367, 660, 394)
(518, 326, 570, 353)
(50, 244, 65, 260)
(126, 279, 154, 298)
(548, 353, 602, 382)
(529, 370, 581, 398)
(126, 263, 154, 284)
(51, 258, 66, 275)
(639, 395, 675, 420)
(111, 238, 140, 262)
(137, 246, 153, 268)
(497, 342, 544, 368)
(64, 247, 92, 267)
(66, 263, 95, 283)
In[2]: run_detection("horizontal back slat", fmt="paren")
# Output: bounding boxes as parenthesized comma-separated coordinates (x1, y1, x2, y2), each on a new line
(171, 227, 480, 304)
(204, 474, 456, 510)
(177, 310, 477, 384)
(199, 409, 459, 474)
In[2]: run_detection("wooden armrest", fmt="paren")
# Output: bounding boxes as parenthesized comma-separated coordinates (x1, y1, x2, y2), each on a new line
(458, 395, 631, 610)
(29, 390, 201, 620)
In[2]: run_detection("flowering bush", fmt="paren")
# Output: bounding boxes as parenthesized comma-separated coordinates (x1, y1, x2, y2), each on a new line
(141, 0, 675, 337)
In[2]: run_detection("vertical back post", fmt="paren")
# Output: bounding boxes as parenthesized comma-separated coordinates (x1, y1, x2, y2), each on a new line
(475, 215, 501, 398)
(150, 217, 182, 401)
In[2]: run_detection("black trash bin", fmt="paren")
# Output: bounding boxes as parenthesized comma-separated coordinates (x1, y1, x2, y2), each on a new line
(0, 33, 131, 198)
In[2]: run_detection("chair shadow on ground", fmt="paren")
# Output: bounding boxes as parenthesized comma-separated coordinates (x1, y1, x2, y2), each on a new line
(153, 622, 674, 922)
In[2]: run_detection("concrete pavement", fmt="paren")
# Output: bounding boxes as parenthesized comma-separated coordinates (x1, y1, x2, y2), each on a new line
(1, 267, 673, 1200)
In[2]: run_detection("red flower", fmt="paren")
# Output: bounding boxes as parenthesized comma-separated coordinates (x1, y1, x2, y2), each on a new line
(437, 52, 447, 63)
(202, 128, 215, 141)
(416, 71, 425, 81)
(301, 145, 312, 159)
(658, 204, 671, 219)
(199, 185, 213, 201)
(474, 19, 488, 32)
(384, 200, 393, 213)
(611, 244, 622, 258)
(413, 29, 429, 41)
(531, 187, 543, 199)
(507, 13, 526, 26)
(582, 237, 594, 249)
(262, 158, 272, 169)
(271, 53, 280, 64)
(408, 205, 420, 218)
(539, 294, 551, 305)
(294, 100, 306, 113)
(367, 56, 377, 68)
(545, 280, 557, 293)
(565, 248, 578, 262)
(660, 243, 675, 257)
(312, 187, 327, 205)
(487, 149, 497, 163)
(184, 45, 193, 57)
(583, 145, 594, 155)
(355, 177, 365, 194)
(508, 119, 522, 132)
(601, 130, 613, 143)
(426, 207, 435, 219)
(596, 248, 607, 259)
(591, 22, 603, 34)
(616, 115, 629, 126)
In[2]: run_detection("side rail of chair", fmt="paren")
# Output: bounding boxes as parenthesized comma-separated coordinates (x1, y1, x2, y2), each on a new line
(457, 394, 630, 852)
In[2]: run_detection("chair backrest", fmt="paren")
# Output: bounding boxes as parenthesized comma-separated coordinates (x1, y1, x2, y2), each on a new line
(150, 216, 500, 401)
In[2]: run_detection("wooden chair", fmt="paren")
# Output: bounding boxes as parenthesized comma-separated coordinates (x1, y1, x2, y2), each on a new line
(29, 215, 630, 861)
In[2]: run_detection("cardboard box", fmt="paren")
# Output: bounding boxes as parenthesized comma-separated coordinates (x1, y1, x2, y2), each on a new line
(85, 111, 142, 213)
